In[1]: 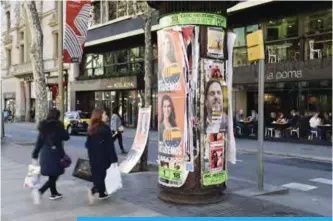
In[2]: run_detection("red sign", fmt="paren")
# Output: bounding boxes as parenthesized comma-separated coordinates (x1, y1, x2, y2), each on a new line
(63, 0, 91, 63)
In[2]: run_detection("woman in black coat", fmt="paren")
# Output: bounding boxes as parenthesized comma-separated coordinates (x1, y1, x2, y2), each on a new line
(85, 108, 118, 204)
(32, 108, 70, 204)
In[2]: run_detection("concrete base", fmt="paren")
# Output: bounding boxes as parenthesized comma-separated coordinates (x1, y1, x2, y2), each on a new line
(233, 185, 289, 197)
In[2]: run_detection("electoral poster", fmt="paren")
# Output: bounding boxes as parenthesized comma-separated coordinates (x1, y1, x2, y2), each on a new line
(157, 28, 189, 187)
(119, 106, 151, 173)
(64, 0, 91, 63)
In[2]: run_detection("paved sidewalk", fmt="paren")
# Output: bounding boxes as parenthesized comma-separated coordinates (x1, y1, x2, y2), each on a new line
(1, 141, 329, 218)
(4, 122, 332, 162)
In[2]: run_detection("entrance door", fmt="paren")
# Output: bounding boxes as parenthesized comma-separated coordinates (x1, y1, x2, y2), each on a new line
(117, 90, 138, 128)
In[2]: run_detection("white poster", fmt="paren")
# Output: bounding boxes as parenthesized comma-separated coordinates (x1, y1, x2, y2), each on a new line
(119, 106, 152, 173)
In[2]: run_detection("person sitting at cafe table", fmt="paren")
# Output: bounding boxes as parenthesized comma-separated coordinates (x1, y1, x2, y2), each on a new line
(285, 110, 300, 138)
(309, 112, 323, 139)
(323, 112, 332, 124)
(235, 109, 245, 135)
(276, 112, 286, 123)
(247, 110, 258, 135)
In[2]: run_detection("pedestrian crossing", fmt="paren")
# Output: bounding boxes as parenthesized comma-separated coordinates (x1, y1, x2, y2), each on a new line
(282, 177, 332, 192)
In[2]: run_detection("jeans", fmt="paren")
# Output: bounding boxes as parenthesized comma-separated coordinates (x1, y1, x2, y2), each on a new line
(311, 127, 323, 139)
(112, 131, 124, 151)
(39, 176, 59, 195)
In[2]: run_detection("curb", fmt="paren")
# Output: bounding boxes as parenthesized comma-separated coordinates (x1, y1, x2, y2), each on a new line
(237, 148, 332, 163)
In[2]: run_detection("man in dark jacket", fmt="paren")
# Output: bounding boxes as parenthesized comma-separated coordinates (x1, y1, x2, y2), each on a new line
(32, 109, 70, 204)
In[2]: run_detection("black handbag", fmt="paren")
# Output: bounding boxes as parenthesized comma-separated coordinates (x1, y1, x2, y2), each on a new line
(72, 158, 92, 182)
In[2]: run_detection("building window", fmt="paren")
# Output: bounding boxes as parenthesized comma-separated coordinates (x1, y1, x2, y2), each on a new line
(264, 17, 298, 41)
(108, 1, 117, 21)
(233, 25, 259, 67)
(20, 45, 24, 63)
(93, 1, 101, 25)
(6, 11, 10, 31)
(54, 32, 59, 58)
(84, 53, 104, 76)
(7, 49, 11, 68)
(117, 1, 127, 18)
(266, 39, 301, 63)
(20, 31, 24, 41)
(304, 9, 332, 60)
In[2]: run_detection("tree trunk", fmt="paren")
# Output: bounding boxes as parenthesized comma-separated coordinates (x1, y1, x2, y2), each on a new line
(139, 7, 153, 171)
(24, 0, 48, 126)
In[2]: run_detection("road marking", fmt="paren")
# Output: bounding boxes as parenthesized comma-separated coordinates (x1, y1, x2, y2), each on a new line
(309, 178, 332, 185)
(282, 182, 318, 191)
(236, 160, 243, 162)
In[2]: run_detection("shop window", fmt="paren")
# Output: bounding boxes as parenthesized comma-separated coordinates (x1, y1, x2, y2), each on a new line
(265, 17, 298, 41)
(266, 39, 301, 62)
(130, 47, 144, 62)
(304, 9, 332, 35)
(234, 27, 246, 47)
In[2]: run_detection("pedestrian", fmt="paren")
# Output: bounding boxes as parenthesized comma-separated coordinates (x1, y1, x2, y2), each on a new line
(86, 108, 118, 204)
(31, 108, 70, 205)
(110, 106, 127, 154)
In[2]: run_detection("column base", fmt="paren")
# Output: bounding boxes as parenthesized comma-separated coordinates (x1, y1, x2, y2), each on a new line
(158, 184, 226, 205)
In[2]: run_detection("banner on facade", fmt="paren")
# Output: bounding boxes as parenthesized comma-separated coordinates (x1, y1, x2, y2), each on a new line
(157, 28, 189, 187)
(63, 0, 91, 63)
(119, 106, 151, 174)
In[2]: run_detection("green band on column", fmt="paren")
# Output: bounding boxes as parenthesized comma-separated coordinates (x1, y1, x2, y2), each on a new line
(159, 12, 227, 29)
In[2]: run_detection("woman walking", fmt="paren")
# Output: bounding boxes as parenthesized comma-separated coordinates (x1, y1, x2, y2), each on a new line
(86, 108, 118, 204)
(110, 106, 127, 154)
(31, 108, 70, 204)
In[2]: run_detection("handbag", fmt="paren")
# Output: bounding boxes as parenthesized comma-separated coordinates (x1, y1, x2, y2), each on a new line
(105, 163, 123, 195)
(72, 158, 92, 182)
(118, 125, 124, 132)
(60, 154, 72, 168)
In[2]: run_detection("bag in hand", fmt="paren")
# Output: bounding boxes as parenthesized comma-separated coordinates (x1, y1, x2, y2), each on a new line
(60, 154, 72, 168)
(24, 164, 41, 189)
(72, 158, 92, 182)
(105, 163, 123, 195)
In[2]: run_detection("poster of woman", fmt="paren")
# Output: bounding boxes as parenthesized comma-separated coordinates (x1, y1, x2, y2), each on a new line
(157, 28, 188, 187)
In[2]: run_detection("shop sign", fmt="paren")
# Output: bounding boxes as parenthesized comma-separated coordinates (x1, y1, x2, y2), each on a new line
(107, 81, 135, 89)
(159, 13, 227, 29)
(266, 70, 303, 81)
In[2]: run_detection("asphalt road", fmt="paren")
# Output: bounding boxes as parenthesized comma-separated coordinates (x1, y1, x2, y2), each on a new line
(3, 123, 332, 200)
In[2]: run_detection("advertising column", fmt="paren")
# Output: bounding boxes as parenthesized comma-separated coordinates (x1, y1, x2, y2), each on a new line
(157, 12, 237, 203)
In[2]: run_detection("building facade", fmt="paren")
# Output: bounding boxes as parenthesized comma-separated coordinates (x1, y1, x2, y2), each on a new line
(0, 1, 75, 121)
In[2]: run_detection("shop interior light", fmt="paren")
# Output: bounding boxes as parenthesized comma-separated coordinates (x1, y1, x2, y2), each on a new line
(317, 19, 322, 22)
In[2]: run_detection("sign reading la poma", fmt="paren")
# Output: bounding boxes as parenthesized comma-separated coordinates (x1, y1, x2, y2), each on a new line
(266, 70, 303, 81)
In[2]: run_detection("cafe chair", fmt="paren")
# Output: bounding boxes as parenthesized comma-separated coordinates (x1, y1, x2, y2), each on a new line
(309, 40, 322, 60)
(236, 126, 242, 136)
(290, 127, 300, 138)
(308, 130, 318, 140)
(267, 47, 277, 63)
(265, 127, 274, 137)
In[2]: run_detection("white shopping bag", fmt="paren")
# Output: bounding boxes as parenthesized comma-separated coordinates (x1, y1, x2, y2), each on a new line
(23, 164, 41, 189)
(105, 163, 123, 195)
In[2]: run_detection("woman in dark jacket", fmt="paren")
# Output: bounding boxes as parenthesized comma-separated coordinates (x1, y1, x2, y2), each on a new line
(86, 108, 118, 204)
(31, 108, 70, 204)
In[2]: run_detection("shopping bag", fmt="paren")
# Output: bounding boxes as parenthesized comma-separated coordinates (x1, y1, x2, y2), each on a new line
(105, 163, 123, 195)
(23, 164, 41, 189)
(72, 158, 92, 182)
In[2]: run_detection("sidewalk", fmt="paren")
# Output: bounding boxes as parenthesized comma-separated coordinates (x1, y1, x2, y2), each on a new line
(1, 155, 321, 220)
(1, 142, 329, 218)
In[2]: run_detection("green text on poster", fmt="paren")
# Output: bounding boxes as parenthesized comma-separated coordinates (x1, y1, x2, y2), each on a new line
(203, 171, 227, 186)
(159, 13, 227, 29)
(159, 166, 182, 182)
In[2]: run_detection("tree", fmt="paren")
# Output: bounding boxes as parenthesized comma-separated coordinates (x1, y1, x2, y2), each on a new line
(133, 1, 154, 171)
(24, 0, 48, 125)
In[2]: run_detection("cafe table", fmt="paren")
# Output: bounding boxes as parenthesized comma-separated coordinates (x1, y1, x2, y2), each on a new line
(271, 122, 289, 138)
(318, 124, 332, 141)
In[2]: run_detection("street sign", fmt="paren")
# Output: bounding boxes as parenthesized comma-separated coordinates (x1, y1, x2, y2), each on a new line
(246, 30, 265, 62)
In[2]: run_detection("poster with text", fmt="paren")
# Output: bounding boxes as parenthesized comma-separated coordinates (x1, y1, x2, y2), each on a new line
(64, 0, 91, 63)
(207, 27, 225, 59)
(119, 106, 151, 173)
(157, 28, 189, 187)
